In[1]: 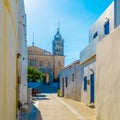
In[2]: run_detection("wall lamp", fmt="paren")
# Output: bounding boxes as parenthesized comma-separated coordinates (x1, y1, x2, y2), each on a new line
(17, 53, 21, 58)
(105, 17, 108, 19)
(90, 68, 94, 73)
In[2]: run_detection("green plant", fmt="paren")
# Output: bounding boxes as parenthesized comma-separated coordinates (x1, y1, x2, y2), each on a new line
(28, 66, 43, 82)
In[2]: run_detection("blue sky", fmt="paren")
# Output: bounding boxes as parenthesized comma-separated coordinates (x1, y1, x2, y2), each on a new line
(24, 0, 113, 66)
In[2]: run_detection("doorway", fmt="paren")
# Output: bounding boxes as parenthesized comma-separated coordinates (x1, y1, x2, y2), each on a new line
(62, 78, 64, 96)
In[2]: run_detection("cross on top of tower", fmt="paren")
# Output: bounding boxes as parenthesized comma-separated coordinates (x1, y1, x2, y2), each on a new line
(57, 28, 60, 34)
(57, 20, 61, 33)
(32, 41, 35, 46)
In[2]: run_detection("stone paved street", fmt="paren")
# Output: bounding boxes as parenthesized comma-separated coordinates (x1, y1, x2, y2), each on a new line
(32, 93, 96, 120)
(21, 84, 96, 120)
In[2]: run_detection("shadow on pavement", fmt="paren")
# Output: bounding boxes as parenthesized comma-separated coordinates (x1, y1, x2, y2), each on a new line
(38, 94, 46, 97)
(20, 83, 58, 120)
(28, 82, 58, 94)
(20, 103, 43, 120)
(28, 103, 43, 120)
(32, 94, 50, 101)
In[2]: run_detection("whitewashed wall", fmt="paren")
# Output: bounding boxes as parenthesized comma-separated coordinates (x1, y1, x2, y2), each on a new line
(96, 26, 120, 120)
(60, 61, 82, 101)
(18, 0, 28, 105)
(89, 2, 114, 43)
(114, 0, 120, 28)
(81, 60, 96, 104)
(80, 1, 115, 106)
(0, 0, 18, 120)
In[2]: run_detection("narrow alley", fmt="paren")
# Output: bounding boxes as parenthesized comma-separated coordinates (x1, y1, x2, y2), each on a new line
(1, 1, 120, 120)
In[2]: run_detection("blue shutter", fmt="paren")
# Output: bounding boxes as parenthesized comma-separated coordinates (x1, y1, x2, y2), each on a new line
(104, 20, 109, 34)
(84, 76, 87, 90)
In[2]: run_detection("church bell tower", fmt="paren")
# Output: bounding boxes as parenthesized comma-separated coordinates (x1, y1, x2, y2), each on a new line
(52, 28, 64, 56)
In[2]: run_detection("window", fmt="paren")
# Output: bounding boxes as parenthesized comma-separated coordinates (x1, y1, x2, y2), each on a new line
(72, 74, 74, 82)
(30, 59, 36, 66)
(59, 48, 61, 53)
(48, 62, 51, 67)
(104, 20, 109, 34)
(62, 78, 64, 89)
(58, 61, 61, 67)
(39, 61, 43, 68)
(57, 48, 59, 52)
(84, 76, 87, 90)
(93, 32, 98, 39)
(65, 77, 68, 88)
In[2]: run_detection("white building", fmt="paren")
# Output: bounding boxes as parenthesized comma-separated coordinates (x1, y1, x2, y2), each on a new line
(60, 60, 82, 101)
(96, 26, 120, 120)
(0, 0, 27, 119)
(80, 0, 120, 106)
(95, 0, 120, 120)
(18, 0, 28, 106)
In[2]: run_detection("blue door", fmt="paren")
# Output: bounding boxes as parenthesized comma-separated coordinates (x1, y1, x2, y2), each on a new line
(62, 78, 64, 97)
(90, 74, 94, 103)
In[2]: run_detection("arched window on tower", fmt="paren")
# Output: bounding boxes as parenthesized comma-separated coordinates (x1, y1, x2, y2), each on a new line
(58, 48, 60, 52)
(58, 61, 61, 67)
(39, 61, 43, 68)
(57, 48, 59, 53)
(59, 48, 61, 53)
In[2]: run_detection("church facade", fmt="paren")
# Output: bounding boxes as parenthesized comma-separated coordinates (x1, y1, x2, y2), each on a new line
(28, 28, 65, 84)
